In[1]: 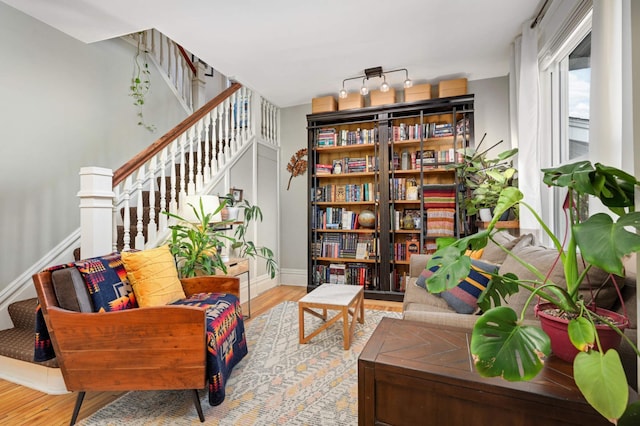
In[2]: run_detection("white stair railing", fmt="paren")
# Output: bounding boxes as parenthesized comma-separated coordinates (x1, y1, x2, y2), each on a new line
(109, 84, 279, 253)
(130, 30, 198, 112)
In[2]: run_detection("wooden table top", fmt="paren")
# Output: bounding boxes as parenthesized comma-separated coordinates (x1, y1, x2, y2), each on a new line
(359, 317, 633, 410)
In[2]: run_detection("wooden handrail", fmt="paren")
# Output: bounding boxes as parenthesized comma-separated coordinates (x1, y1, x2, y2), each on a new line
(113, 82, 242, 187)
(177, 45, 197, 75)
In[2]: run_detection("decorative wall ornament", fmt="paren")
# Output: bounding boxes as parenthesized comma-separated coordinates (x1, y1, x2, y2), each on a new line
(286, 148, 308, 190)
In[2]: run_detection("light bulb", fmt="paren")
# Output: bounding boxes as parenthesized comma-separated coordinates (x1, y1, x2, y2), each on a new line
(380, 80, 390, 93)
(339, 88, 348, 99)
(360, 85, 369, 96)
(404, 78, 413, 89)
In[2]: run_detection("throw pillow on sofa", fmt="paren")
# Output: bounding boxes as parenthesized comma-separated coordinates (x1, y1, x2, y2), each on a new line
(74, 252, 138, 312)
(415, 258, 499, 314)
(121, 245, 186, 307)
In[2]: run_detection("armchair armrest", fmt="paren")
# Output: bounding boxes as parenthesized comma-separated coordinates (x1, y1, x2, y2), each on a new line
(180, 276, 240, 298)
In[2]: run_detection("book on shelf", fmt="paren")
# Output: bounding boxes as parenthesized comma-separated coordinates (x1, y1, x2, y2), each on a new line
(355, 242, 369, 260)
(315, 163, 333, 175)
(329, 263, 346, 284)
(317, 128, 337, 147)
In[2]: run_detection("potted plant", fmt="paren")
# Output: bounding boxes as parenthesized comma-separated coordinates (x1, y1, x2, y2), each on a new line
(219, 192, 241, 221)
(425, 161, 640, 423)
(450, 134, 518, 221)
(164, 197, 277, 279)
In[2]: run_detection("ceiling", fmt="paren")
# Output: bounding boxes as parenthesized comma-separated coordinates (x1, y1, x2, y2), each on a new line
(2, 0, 542, 108)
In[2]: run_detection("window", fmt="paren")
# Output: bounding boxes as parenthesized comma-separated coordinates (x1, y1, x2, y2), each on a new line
(543, 11, 592, 238)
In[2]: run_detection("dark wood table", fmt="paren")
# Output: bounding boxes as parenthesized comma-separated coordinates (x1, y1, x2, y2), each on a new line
(358, 317, 620, 426)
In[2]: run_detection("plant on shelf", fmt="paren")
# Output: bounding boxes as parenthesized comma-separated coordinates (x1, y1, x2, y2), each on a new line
(425, 161, 640, 423)
(449, 134, 518, 219)
(129, 32, 156, 133)
(164, 197, 277, 279)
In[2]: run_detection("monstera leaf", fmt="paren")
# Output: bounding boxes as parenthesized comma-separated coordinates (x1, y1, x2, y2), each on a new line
(574, 212, 640, 276)
(574, 350, 629, 421)
(470, 306, 551, 381)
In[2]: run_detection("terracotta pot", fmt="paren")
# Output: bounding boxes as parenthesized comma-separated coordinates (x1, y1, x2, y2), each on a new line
(535, 302, 629, 363)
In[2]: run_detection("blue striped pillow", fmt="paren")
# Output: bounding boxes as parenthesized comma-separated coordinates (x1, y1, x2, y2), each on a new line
(416, 258, 497, 314)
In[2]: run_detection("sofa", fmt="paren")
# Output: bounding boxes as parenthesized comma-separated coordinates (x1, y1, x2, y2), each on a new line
(402, 231, 638, 389)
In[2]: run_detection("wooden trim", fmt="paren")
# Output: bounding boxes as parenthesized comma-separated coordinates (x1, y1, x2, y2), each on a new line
(177, 45, 197, 75)
(112, 82, 242, 187)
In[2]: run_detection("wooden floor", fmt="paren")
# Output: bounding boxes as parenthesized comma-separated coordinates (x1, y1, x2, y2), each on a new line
(0, 285, 402, 425)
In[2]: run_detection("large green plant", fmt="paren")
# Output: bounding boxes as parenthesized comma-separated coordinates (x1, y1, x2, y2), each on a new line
(164, 197, 277, 279)
(449, 134, 518, 215)
(426, 161, 640, 423)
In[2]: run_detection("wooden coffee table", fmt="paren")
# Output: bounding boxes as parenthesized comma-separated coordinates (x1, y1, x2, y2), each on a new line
(358, 317, 625, 426)
(298, 284, 364, 350)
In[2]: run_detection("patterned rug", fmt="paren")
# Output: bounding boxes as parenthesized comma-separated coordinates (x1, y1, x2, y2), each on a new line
(79, 300, 402, 425)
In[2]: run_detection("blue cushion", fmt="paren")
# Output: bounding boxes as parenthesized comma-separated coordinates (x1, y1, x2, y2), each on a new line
(416, 258, 498, 314)
(74, 252, 138, 312)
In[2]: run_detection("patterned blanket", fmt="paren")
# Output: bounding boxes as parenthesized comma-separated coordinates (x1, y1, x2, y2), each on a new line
(172, 293, 248, 405)
(35, 292, 247, 406)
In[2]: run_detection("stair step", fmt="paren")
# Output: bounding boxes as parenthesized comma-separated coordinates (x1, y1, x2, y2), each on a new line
(0, 327, 58, 368)
(8, 298, 38, 331)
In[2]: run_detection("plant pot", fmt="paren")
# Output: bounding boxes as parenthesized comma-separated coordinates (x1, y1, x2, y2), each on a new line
(535, 302, 629, 363)
(478, 208, 493, 222)
(225, 206, 240, 221)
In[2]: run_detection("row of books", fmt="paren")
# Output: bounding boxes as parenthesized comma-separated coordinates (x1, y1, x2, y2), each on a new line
(390, 149, 463, 170)
(390, 120, 470, 141)
(389, 178, 423, 202)
(315, 127, 378, 147)
(313, 183, 376, 203)
(312, 207, 362, 230)
(312, 263, 376, 288)
(316, 155, 379, 175)
(311, 232, 378, 259)
(317, 118, 471, 147)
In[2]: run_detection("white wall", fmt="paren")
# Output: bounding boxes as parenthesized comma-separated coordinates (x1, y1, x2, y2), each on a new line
(469, 76, 512, 153)
(279, 104, 311, 285)
(0, 3, 187, 291)
(278, 76, 511, 276)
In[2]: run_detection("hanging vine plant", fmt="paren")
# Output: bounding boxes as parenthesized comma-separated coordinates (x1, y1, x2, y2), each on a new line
(130, 32, 156, 132)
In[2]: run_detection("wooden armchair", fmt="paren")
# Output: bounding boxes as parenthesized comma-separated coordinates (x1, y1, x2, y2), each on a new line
(32, 271, 240, 425)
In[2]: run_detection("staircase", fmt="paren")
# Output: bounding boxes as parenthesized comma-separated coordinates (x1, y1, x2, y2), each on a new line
(0, 30, 280, 394)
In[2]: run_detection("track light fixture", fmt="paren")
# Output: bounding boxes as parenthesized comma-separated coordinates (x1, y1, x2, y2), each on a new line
(338, 67, 412, 98)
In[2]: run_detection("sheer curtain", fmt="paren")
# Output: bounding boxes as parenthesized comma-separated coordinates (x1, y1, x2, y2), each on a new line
(589, 0, 622, 169)
(510, 21, 542, 237)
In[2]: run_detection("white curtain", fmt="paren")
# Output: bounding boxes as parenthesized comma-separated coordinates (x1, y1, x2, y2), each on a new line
(589, 0, 622, 169)
(510, 21, 542, 236)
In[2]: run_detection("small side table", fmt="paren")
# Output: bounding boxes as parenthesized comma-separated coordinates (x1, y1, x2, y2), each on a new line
(224, 258, 251, 318)
(298, 284, 364, 350)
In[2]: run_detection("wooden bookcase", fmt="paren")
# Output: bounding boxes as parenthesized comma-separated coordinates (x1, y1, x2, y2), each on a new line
(307, 95, 475, 301)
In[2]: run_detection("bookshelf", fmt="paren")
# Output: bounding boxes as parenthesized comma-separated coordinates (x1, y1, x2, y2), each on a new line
(307, 95, 475, 301)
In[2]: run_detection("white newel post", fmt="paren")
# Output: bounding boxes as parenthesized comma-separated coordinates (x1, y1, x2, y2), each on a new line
(78, 167, 114, 258)
(191, 62, 207, 110)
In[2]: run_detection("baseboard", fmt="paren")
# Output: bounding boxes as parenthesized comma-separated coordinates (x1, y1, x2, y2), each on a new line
(279, 268, 307, 287)
(0, 355, 68, 395)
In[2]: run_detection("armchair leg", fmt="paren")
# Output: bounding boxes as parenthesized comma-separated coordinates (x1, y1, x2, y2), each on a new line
(192, 389, 205, 422)
(70, 391, 86, 425)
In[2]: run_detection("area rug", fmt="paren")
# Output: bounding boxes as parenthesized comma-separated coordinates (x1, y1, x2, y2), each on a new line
(78, 301, 402, 425)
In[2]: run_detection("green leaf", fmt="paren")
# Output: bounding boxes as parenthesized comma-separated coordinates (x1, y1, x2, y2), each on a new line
(573, 212, 640, 276)
(490, 187, 522, 228)
(476, 272, 519, 312)
(425, 247, 471, 293)
(619, 401, 640, 426)
(471, 306, 550, 381)
(574, 350, 628, 421)
(567, 317, 595, 351)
